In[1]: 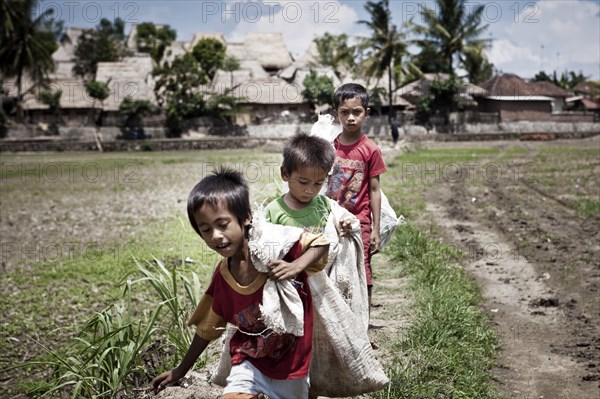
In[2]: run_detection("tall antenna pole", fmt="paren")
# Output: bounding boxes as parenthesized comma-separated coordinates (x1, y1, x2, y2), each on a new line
(540, 44, 545, 71)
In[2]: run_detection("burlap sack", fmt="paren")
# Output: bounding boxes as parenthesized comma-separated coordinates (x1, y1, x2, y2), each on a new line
(209, 203, 389, 396)
(307, 204, 388, 396)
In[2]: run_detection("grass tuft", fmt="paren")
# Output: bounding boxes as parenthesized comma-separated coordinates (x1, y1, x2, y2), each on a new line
(369, 224, 502, 399)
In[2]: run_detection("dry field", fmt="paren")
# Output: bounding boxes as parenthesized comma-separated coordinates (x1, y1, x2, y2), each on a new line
(1, 136, 598, 398)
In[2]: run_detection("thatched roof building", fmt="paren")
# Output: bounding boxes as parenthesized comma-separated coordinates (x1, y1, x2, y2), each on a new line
(242, 32, 293, 71)
(53, 28, 83, 64)
(95, 55, 156, 111)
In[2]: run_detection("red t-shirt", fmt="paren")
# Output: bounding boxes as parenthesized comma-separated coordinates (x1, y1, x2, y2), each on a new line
(188, 241, 313, 380)
(326, 134, 387, 225)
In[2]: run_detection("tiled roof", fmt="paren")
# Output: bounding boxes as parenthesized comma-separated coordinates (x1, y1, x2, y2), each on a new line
(531, 81, 570, 97)
(481, 74, 569, 98)
(480, 74, 536, 97)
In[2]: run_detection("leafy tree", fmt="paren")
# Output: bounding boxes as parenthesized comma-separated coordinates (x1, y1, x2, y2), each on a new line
(313, 33, 356, 79)
(154, 39, 243, 134)
(153, 53, 209, 135)
(302, 71, 334, 117)
(415, 0, 491, 80)
(38, 88, 62, 134)
(430, 77, 464, 113)
(85, 80, 110, 104)
(73, 18, 129, 79)
(221, 54, 240, 89)
(205, 92, 246, 122)
(135, 22, 176, 64)
(0, 0, 62, 120)
(84, 80, 110, 151)
(119, 96, 158, 139)
(358, 0, 412, 123)
(191, 38, 226, 80)
(415, 77, 464, 128)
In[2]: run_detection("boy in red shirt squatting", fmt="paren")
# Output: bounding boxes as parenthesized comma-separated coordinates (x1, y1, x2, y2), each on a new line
(326, 83, 387, 313)
(151, 168, 329, 399)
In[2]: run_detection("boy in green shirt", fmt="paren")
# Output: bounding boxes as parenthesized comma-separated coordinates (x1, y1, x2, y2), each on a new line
(264, 133, 388, 397)
(265, 132, 354, 234)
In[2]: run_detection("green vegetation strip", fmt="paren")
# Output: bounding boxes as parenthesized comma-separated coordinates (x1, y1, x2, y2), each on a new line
(371, 224, 501, 399)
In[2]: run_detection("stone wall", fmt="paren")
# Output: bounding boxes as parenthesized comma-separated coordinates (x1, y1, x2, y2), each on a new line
(4, 124, 170, 140)
(365, 115, 600, 136)
(0, 137, 285, 152)
(2, 118, 598, 152)
(246, 123, 314, 138)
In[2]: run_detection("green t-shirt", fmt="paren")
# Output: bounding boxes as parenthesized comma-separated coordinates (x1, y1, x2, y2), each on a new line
(264, 194, 331, 234)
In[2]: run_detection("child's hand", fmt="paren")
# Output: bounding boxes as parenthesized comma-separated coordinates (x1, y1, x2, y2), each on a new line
(268, 259, 303, 281)
(151, 368, 184, 394)
(339, 218, 353, 236)
(370, 231, 381, 254)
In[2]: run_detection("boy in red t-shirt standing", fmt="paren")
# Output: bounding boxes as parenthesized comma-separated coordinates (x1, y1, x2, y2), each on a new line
(326, 83, 387, 317)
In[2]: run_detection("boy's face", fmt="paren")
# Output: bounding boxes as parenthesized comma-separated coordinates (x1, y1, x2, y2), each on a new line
(282, 165, 328, 206)
(334, 97, 370, 135)
(193, 201, 250, 258)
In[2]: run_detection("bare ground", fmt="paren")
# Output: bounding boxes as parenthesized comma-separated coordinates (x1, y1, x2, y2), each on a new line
(423, 137, 600, 398)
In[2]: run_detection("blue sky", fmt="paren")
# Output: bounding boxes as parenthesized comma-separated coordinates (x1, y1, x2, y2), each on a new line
(45, 0, 600, 80)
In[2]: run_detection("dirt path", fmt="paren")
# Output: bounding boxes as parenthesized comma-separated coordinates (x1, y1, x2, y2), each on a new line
(424, 139, 599, 397)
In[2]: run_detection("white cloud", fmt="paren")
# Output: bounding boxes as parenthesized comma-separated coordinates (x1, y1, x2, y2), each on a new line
(227, 0, 358, 57)
(487, 0, 600, 78)
(487, 39, 542, 77)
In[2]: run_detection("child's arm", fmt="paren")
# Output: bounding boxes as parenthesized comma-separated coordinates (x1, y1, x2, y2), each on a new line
(268, 244, 329, 281)
(369, 175, 382, 254)
(151, 334, 210, 393)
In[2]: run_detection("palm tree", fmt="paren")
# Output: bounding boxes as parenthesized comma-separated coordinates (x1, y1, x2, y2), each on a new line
(358, 0, 411, 123)
(414, 0, 490, 78)
(313, 33, 356, 80)
(0, 0, 61, 120)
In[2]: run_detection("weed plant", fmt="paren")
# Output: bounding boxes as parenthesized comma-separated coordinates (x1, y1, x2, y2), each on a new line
(7, 254, 209, 398)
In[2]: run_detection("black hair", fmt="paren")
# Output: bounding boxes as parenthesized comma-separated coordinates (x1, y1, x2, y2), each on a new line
(187, 167, 251, 237)
(282, 132, 336, 175)
(332, 83, 369, 109)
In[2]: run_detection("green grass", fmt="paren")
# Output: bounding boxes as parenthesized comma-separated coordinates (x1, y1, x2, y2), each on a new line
(361, 146, 504, 398)
(574, 199, 600, 217)
(369, 224, 502, 399)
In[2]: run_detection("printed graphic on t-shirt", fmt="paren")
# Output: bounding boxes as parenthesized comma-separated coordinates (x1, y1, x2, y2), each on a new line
(232, 302, 296, 360)
(301, 221, 327, 235)
(326, 158, 366, 210)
